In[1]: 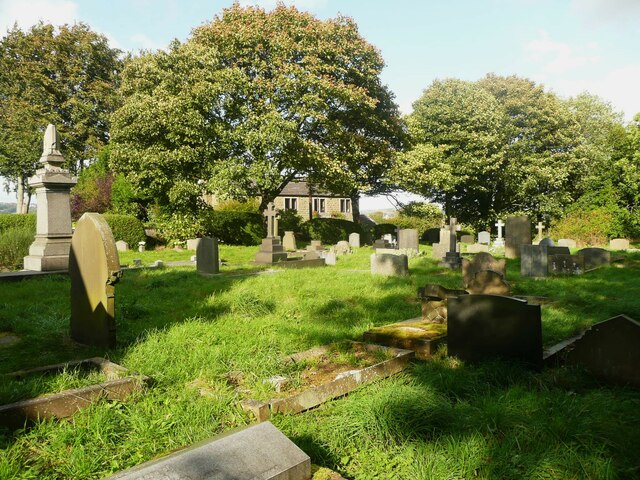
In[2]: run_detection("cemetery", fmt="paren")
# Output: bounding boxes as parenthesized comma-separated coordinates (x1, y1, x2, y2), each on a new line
(1, 3, 640, 479)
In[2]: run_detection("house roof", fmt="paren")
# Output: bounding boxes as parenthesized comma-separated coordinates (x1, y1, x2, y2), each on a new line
(279, 180, 345, 198)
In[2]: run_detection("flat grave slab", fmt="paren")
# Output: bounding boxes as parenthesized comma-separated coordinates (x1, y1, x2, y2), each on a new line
(363, 317, 447, 360)
(106, 421, 311, 480)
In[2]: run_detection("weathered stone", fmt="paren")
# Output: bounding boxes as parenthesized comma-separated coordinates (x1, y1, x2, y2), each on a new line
(282, 231, 297, 251)
(309, 240, 324, 251)
(539, 237, 554, 246)
(467, 270, 511, 295)
(152, 260, 164, 268)
(132, 258, 142, 267)
(505, 216, 531, 259)
(23, 124, 77, 271)
(439, 218, 462, 269)
(545, 315, 640, 388)
(363, 318, 447, 360)
(349, 232, 360, 248)
(373, 238, 392, 249)
(548, 254, 584, 275)
(447, 294, 542, 369)
(417, 284, 468, 324)
(70, 213, 121, 347)
(558, 238, 577, 248)
(240, 399, 270, 422)
(494, 219, 505, 247)
(460, 234, 474, 244)
(105, 422, 311, 480)
(324, 251, 337, 265)
(577, 247, 611, 270)
(255, 237, 288, 264)
(115, 240, 129, 252)
(461, 252, 506, 287)
(465, 243, 490, 253)
(397, 229, 419, 251)
(375, 248, 420, 259)
(477, 231, 491, 244)
(610, 238, 630, 250)
(370, 253, 408, 276)
(186, 238, 200, 250)
(196, 237, 219, 274)
(303, 249, 320, 260)
(335, 240, 351, 255)
(137, 242, 145, 252)
(431, 227, 450, 259)
(520, 245, 571, 277)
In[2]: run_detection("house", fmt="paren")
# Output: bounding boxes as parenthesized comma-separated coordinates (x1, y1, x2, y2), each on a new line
(273, 180, 354, 221)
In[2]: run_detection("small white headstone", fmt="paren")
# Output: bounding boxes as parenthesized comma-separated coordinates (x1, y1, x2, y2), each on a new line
(115, 240, 129, 252)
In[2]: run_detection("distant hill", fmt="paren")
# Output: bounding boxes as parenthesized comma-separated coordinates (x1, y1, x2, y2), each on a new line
(0, 203, 36, 214)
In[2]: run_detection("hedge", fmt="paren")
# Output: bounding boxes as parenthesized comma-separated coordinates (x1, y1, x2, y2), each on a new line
(0, 213, 36, 235)
(204, 210, 264, 246)
(371, 223, 397, 240)
(102, 213, 146, 248)
(302, 218, 363, 245)
(0, 226, 33, 270)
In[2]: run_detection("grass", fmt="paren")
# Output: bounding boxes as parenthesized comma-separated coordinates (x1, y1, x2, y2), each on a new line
(0, 244, 639, 479)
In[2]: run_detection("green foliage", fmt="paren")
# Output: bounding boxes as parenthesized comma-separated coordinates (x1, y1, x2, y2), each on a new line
(371, 223, 397, 239)
(302, 218, 363, 244)
(214, 198, 260, 213)
(203, 210, 264, 246)
(154, 212, 206, 244)
(102, 213, 146, 247)
(278, 209, 304, 237)
(0, 226, 33, 270)
(110, 174, 140, 216)
(0, 213, 36, 234)
(386, 202, 445, 236)
(548, 208, 617, 246)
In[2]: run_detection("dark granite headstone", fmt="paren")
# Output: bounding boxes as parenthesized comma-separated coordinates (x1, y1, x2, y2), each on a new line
(70, 213, 122, 348)
(447, 294, 542, 369)
(196, 236, 219, 274)
(520, 245, 570, 277)
(548, 254, 584, 275)
(461, 252, 506, 287)
(505, 216, 531, 259)
(577, 247, 610, 270)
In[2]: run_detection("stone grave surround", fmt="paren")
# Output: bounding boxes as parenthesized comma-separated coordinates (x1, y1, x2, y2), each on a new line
(548, 253, 584, 275)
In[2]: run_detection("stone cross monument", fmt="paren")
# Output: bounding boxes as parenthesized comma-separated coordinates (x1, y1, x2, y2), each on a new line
(255, 202, 287, 264)
(536, 221, 545, 241)
(439, 217, 462, 269)
(264, 202, 277, 238)
(494, 219, 505, 247)
(24, 124, 77, 271)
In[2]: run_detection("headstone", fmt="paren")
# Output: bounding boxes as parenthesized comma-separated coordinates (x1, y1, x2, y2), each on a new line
(478, 231, 490, 245)
(545, 315, 640, 388)
(447, 294, 542, 369)
(467, 270, 511, 295)
(302, 250, 319, 260)
(349, 232, 360, 248)
(335, 240, 351, 255)
(137, 241, 146, 252)
(548, 254, 584, 275)
(536, 221, 545, 241)
(417, 284, 468, 323)
(23, 124, 77, 271)
(558, 238, 577, 248)
(431, 227, 450, 259)
(196, 237, 219, 274)
(309, 240, 323, 251)
(493, 220, 505, 247)
(397, 229, 419, 251)
(439, 217, 462, 269)
(373, 238, 391, 249)
(115, 240, 129, 252)
(69, 213, 121, 348)
(520, 245, 570, 277)
(282, 231, 297, 251)
(539, 237, 554, 247)
(460, 234, 474, 244)
(370, 253, 408, 276)
(186, 238, 200, 250)
(461, 252, 506, 287)
(152, 260, 164, 268)
(105, 421, 311, 480)
(324, 251, 337, 265)
(505, 216, 531, 258)
(609, 238, 630, 250)
(465, 243, 490, 253)
(577, 247, 610, 270)
(255, 202, 288, 264)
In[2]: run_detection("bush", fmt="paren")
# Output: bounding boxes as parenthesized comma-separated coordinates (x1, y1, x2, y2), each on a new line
(0, 213, 36, 235)
(371, 223, 397, 240)
(0, 226, 33, 270)
(548, 208, 616, 246)
(203, 210, 264, 245)
(102, 213, 146, 247)
(278, 209, 304, 237)
(154, 212, 206, 244)
(302, 218, 363, 244)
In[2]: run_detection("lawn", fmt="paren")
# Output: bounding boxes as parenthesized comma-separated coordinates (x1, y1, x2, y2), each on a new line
(1, 245, 639, 479)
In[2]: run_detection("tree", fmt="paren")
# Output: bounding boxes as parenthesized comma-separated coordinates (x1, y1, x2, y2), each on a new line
(110, 4, 404, 218)
(0, 23, 122, 212)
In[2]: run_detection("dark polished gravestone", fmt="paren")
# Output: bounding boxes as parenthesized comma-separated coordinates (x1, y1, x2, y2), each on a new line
(105, 421, 311, 480)
(447, 295, 542, 369)
(70, 213, 122, 348)
(520, 244, 570, 277)
(545, 315, 640, 388)
(548, 253, 585, 275)
(196, 236, 220, 274)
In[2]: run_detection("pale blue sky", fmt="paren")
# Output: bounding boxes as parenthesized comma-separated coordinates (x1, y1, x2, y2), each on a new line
(1, 0, 639, 208)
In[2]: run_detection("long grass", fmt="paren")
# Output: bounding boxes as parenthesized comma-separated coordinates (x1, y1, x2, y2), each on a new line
(1, 245, 639, 479)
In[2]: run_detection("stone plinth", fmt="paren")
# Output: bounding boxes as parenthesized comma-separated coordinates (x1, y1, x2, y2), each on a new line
(439, 251, 462, 269)
(255, 237, 288, 264)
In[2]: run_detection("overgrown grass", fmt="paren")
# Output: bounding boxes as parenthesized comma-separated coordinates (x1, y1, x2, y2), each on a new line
(1, 245, 639, 479)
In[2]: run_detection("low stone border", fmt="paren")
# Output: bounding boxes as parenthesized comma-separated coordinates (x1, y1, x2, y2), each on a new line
(241, 343, 414, 421)
(362, 317, 447, 360)
(0, 357, 149, 430)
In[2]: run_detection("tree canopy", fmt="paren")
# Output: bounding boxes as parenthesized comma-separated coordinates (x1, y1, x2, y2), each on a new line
(110, 4, 405, 215)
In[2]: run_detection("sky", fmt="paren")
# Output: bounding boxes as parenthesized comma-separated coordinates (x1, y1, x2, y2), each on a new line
(1, 0, 639, 209)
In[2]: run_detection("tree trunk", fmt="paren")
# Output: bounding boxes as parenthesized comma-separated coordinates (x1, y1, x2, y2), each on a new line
(25, 190, 32, 214)
(350, 191, 360, 224)
(16, 178, 24, 214)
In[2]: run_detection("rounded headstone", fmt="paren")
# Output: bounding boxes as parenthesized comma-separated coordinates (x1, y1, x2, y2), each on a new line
(539, 237, 555, 247)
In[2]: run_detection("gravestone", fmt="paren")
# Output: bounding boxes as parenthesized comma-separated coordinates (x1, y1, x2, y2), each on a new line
(373, 238, 391, 249)
(303, 250, 319, 260)
(196, 237, 219, 274)
(383, 233, 394, 245)
(186, 238, 200, 250)
(137, 242, 146, 252)
(460, 234, 474, 244)
(397, 229, 419, 252)
(105, 421, 311, 480)
(335, 240, 351, 255)
(558, 238, 577, 248)
(309, 240, 323, 251)
(535, 221, 545, 241)
(461, 252, 506, 287)
(520, 245, 570, 277)
(24, 124, 77, 271)
(548, 254, 584, 275)
(494, 220, 505, 247)
(466, 243, 489, 253)
(417, 284, 468, 323)
(447, 294, 542, 369)
(324, 251, 337, 265)
(609, 238, 630, 250)
(539, 237, 554, 247)
(577, 247, 610, 270)
(478, 231, 490, 245)
(115, 241, 129, 252)
(282, 231, 297, 252)
(370, 253, 408, 276)
(439, 217, 462, 269)
(255, 202, 288, 264)
(505, 216, 531, 258)
(69, 213, 121, 348)
(349, 232, 361, 248)
(467, 270, 511, 295)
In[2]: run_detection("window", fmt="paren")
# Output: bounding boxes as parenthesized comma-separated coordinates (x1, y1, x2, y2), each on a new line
(313, 198, 326, 213)
(284, 197, 298, 211)
(340, 198, 351, 213)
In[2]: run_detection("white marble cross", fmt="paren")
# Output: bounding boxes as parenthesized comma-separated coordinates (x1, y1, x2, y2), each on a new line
(536, 221, 545, 239)
(495, 220, 504, 239)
